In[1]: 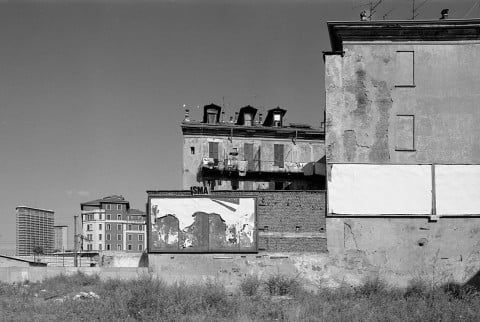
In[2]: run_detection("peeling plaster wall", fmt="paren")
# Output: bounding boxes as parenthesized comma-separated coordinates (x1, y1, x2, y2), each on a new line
(326, 42, 480, 164)
(327, 217, 480, 286)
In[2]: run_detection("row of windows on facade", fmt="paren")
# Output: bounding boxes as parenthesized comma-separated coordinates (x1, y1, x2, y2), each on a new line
(194, 142, 286, 168)
(86, 223, 144, 231)
(85, 233, 144, 242)
(85, 244, 143, 251)
(104, 204, 123, 210)
(84, 213, 143, 221)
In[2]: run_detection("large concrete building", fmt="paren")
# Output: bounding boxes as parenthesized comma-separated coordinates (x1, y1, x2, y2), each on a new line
(182, 104, 325, 191)
(16, 206, 54, 256)
(324, 18, 480, 280)
(81, 195, 146, 252)
(53, 225, 68, 252)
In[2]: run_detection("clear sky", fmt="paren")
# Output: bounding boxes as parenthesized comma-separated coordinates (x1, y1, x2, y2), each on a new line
(0, 0, 477, 252)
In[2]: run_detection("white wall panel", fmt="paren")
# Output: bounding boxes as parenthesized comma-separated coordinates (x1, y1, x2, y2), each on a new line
(328, 164, 432, 215)
(436, 165, 480, 215)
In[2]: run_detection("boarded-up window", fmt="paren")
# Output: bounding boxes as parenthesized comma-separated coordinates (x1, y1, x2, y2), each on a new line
(396, 51, 414, 86)
(209, 142, 219, 165)
(274, 144, 284, 168)
(395, 115, 415, 151)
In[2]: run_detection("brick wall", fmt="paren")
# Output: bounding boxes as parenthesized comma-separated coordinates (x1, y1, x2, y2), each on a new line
(147, 190, 326, 253)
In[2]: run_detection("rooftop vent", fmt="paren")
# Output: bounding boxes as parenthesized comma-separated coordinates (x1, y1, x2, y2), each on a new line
(360, 10, 368, 21)
(440, 9, 449, 19)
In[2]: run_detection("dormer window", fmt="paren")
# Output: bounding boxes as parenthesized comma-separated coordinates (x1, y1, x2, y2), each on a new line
(236, 105, 257, 126)
(202, 104, 221, 124)
(244, 113, 252, 126)
(273, 113, 282, 127)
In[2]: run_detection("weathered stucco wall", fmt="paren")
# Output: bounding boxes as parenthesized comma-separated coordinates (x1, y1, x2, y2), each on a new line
(326, 42, 480, 164)
(183, 135, 324, 190)
(327, 217, 480, 286)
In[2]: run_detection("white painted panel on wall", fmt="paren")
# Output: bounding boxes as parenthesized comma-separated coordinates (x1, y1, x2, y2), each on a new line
(436, 165, 480, 215)
(328, 164, 431, 215)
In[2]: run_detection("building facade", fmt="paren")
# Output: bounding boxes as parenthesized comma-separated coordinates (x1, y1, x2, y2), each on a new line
(81, 195, 146, 252)
(324, 19, 480, 276)
(182, 104, 325, 191)
(53, 225, 68, 252)
(16, 206, 54, 256)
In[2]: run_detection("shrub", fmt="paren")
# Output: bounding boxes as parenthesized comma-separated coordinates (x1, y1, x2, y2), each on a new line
(240, 275, 262, 296)
(264, 274, 301, 296)
(354, 277, 389, 297)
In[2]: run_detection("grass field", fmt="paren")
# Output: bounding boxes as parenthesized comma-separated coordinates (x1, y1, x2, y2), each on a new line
(1, 272, 479, 321)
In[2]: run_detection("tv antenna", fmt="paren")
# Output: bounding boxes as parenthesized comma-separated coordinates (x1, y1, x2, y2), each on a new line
(411, 0, 430, 20)
(382, 7, 395, 20)
(353, 0, 383, 21)
(463, 1, 480, 18)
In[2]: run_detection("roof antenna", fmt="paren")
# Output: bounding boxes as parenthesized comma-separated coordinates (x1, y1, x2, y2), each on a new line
(382, 7, 395, 20)
(354, 0, 383, 21)
(412, 0, 430, 20)
(463, 1, 479, 18)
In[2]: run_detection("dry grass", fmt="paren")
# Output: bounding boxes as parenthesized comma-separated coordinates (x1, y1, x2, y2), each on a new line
(1, 273, 479, 321)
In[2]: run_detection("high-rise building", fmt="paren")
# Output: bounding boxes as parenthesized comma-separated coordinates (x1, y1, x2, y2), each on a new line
(16, 206, 54, 256)
(80, 195, 146, 252)
(53, 225, 68, 252)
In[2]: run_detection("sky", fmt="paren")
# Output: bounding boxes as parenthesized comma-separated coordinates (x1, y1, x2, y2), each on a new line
(0, 0, 478, 252)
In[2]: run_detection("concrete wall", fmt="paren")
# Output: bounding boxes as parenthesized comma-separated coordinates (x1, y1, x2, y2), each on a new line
(183, 135, 324, 190)
(0, 267, 149, 283)
(325, 42, 480, 164)
(148, 190, 326, 253)
(0, 257, 31, 268)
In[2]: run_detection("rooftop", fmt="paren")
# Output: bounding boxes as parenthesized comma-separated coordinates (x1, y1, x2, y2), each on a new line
(327, 18, 480, 51)
(81, 195, 129, 208)
(16, 206, 54, 213)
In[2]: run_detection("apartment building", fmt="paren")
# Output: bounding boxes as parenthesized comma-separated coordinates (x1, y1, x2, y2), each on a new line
(53, 225, 68, 252)
(182, 104, 325, 191)
(80, 195, 146, 252)
(16, 206, 54, 256)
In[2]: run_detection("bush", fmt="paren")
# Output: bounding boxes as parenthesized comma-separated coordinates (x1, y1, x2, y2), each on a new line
(240, 275, 262, 296)
(264, 274, 301, 296)
(354, 277, 389, 297)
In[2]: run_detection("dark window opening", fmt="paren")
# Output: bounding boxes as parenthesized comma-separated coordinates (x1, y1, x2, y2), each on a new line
(274, 144, 284, 168)
(274, 181, 284, 190)
(208, 142, 219, 165)
(190, 147, 195, 154)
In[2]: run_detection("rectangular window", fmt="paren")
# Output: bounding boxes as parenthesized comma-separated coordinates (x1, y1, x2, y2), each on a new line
(209, 142, 219, 165)
(87, 224, 92, 231)
(87, 234, 93, 241)
(128, 224, 132, 230)
(106, 204, 111, 210)
(395, 51, 415, 87)
(117, 204, 122, 210)
(99, 224, 102, 230)
(117, 224, 122, 230)
(106, 224, 111, 230)
(190, 147, 195, 155)
(117, 234, 122, 241)
(106, 234, 111, 241)
(99, 234, 102, 241)
(138, 244, 143, 251)
(138, 234, 143, 241)
(117, 214, 122, 220)
(128, 234, 132, 241)
(395, 115, 415, 151)
(244, 143, 254, 171)
(274, 144, 284, 168)
(87, 244, 92, 251)
(106, 214, 111, 220)
(128, 244, 132, 251)
(99, 214, 102, 220)
(117, 244, 122, 251)
(99, 244, 102, 251)
(106, 244, 111, 251)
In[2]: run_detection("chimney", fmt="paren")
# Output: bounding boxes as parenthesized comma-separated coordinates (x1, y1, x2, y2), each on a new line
(259, 113, 263, 124)
(221, 111, 225, 123)
(440, 9, 449, 19)
(234, 112, 239, 123)
(184, 109, 190, 122)
(229, 116, 234, 123)
(360, 10, 368, 21)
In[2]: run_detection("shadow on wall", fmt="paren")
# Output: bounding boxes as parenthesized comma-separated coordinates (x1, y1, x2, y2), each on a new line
(139, 252, 149, 268)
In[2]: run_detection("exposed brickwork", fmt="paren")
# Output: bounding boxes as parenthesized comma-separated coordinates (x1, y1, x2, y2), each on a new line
(147, 190, 327, 253)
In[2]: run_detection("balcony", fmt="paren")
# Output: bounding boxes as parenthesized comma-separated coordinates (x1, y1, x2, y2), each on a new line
(201, 157, 325, 181)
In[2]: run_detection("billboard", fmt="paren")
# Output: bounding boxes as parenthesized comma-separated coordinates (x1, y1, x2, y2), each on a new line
(148, 197, 257, 253)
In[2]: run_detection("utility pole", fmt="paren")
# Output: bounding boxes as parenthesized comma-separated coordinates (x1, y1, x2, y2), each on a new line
(74, 215, 78, 267)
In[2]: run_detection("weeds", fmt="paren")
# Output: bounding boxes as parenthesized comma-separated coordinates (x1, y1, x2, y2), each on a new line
(1, 272, 480, 321)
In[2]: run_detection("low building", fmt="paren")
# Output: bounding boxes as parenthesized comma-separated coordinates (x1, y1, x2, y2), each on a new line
(182, 104, 325, 191)
(81, 195, 146, 252)
(16, 206, 54, 256)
